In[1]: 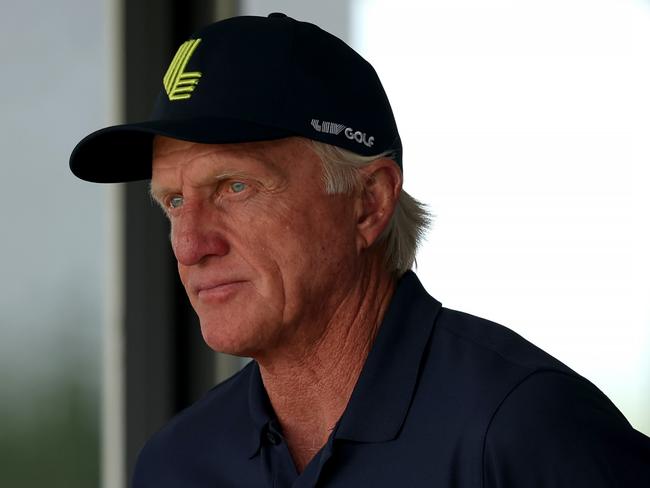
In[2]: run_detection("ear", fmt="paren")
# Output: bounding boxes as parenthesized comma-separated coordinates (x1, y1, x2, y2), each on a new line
(354, 158, 402, 253)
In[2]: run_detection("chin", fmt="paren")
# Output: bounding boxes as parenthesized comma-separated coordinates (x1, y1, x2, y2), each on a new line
(197, 313, 270, 358)
(200, 322, 249, 356)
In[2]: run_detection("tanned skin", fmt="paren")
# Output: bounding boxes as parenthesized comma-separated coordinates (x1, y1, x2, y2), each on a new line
(151, 136, 402, 472)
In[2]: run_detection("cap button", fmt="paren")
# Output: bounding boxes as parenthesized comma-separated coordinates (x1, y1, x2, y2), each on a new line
(268, 12, 288, 19)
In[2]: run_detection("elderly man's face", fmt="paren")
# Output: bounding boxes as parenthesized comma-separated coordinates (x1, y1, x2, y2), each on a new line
(151, 136, 362, 357)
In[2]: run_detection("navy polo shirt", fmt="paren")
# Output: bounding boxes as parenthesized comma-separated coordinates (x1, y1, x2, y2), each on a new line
(132, 272, 650, 487)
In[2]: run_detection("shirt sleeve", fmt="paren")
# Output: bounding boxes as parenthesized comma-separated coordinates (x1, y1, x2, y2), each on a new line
(483, 370, 650, 488)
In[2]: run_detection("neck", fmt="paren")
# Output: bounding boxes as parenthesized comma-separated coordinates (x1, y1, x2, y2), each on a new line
(255, 261, 396, 472)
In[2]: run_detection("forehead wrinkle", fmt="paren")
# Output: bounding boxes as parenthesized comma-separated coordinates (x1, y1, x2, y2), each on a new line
(204, 146, 290, 189)
(205, 145, 280, 174)
(151, 137, 307, 200)
(152, 137, 193, 158)
(151, 142, 233, 199)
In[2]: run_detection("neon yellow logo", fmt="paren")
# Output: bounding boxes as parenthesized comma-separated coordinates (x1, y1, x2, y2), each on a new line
(163, 38, 202, 101)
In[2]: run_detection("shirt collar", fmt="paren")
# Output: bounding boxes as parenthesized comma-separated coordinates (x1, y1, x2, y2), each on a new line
(246, 271, 442, 453)
(334, 271, 441, 442)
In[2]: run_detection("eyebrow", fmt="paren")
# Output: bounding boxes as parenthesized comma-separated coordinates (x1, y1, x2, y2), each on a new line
(149, 182, 172, 205)
(149, 170, 261, 204)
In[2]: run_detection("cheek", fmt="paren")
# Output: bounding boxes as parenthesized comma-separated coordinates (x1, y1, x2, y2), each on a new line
(259, 200, 357, 280)
(220, 193, 358, 296)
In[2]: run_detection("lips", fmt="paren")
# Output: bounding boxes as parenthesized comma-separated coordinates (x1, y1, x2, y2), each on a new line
(193, 279, 248, 301)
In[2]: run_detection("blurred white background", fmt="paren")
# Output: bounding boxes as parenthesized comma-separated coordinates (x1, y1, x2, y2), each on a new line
(352, 0, 650, 434)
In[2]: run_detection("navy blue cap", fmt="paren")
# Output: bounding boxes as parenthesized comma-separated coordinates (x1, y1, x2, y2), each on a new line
(70, 13, 402, 183)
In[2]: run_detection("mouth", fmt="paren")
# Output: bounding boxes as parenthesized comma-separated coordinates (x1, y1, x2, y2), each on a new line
(195, 280, 248, 302)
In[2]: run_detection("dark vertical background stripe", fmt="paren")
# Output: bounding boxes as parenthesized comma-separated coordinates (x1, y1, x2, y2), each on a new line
(122, 0, 239, 480)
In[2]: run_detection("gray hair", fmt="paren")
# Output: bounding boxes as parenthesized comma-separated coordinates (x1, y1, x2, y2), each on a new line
(308, 140, 431, 276)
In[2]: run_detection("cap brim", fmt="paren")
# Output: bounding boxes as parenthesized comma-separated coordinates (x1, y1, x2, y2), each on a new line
(69, 118, 294, 183)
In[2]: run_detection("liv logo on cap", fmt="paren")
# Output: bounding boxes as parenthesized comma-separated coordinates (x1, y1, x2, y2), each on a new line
(311, 119, 346, 136)
(163, 38, 203, 101)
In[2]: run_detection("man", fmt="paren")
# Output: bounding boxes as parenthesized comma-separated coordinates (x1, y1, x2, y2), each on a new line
(70, 13, 650, 488)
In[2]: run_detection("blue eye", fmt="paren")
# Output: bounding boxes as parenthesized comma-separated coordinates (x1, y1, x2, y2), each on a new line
(169, 196, 184, 208)
(230, 181, 247, 193)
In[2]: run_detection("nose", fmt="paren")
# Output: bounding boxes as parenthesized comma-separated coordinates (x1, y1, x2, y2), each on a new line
(170, 206, 230, 266)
